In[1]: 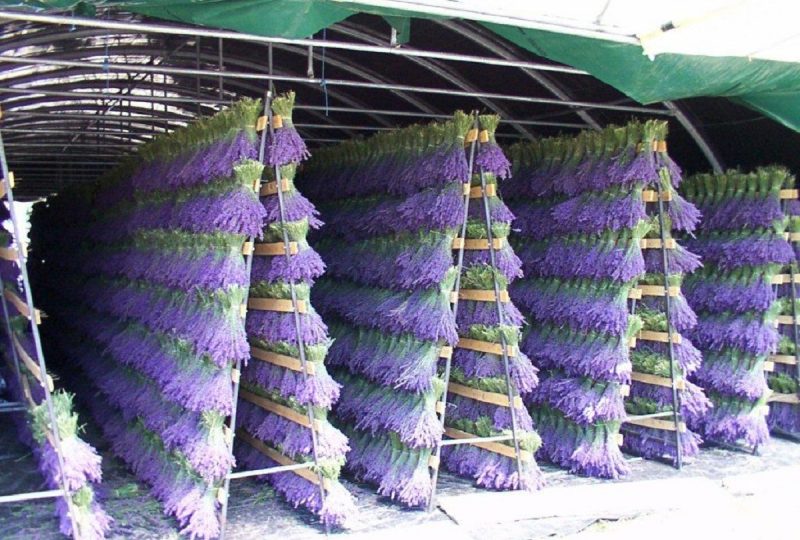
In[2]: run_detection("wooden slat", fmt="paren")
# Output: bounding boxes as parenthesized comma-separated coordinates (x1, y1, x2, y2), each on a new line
(790, 232, 800, 243)
(253, 241, 299, 256)
(776, 315, 799, 326)
(640, 238, 677, 249)
(239, 388, 317, 429)
(4, 289, 41, 324)
(616, 433, 624, 446)
(771, 274, 800, 285)
(260, 178, 291, 196)
(771, 354, 797, 365)
(628, 288, 642, 300)
(625, 417, 687, 432)
(444, 427, 532, 462)
(457, 337, 516, 357)
(13, 333, 53, 392)
(428, 454, 440, 469)
(631, 371, 686, 390)
(458, 289, 510, 303)
(231, 368, 241, 384)
(0, 246, 19, 262)
(769, 393, 800, 404)
(237, 430, 328, 488)
(255, 116, 268, 131)
(247, 298, 307, 313)
(780, 189, 799, 200)
(241, 242, 254, 255)
(637, 330, 682, 344)
(639, 285, 680, 297)
(251, 345, 316, 375)
(439, 346, 453, 359)
(452, 237, 505, 250)
(435, 401, 445, 415)
(641, 189, 672, 202)
(447, 382, 523, 409)
(468, 184, 497, 198)
(619, 384, 630, 397)
(763, 361, 775, 372)
(628, 337, 637, 348)
(464, 128, 478, 143)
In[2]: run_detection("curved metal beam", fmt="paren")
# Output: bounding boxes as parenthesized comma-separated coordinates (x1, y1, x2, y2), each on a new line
(663, 101, 724, 173)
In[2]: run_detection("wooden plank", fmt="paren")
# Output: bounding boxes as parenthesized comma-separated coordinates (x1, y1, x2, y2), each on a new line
(259, 178, 290, 196)
(447, 382, 523, 409)
(253, 241, 299, 256)
(439, 346, 453, 359)
(616, 433, 624, 446)
(428, 454, 440, 469)
(239, 388, 317, 429)
(631, 371, 686, 390)
(247, 298, 307, 313)
(241, 241, 254, 255)
(231, 368, 241, 384)
(468, 184, 497, 198)
(769, 393, 800, 404)
(641, 189, 672, 202)
(628, 337, 637, 348)
(464, 128, 478, 143)
(770, 354, 797, 365)
(255, 115, 268, 131)
(780, 189, 799, 200)
(790, 232, 800, 243)
(457, 338, 516, 357)
(776, 315, 799, 326)
(452, 237, 505, 250)
(0, 246, 19, 262)
(625, 417, 687, 432)
(251, 345, 315, 375)
(619, 384, 630, 397)
(639, 285, 680, 297)
(435, 401, 445, 415)
(763, 361, 775, 372)
(628, 288, 642, 300)
(237, 430, 328, 488)
(444, 427, 532, 462)
(637, 330, 682, 344)
(640, 238, 676, 250)
(13, 333, 53, 392)
(4, 289, 41, 324)
(458, 289, 510, 303)
(771, 274, 800, 285)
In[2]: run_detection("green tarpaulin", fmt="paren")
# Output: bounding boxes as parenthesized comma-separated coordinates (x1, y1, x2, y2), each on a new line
(4, 0, 800, 132)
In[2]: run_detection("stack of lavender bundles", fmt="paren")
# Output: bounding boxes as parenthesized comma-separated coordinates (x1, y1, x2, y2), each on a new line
(442, 115, 543, 490)
(298, 113, 472, 507)
(621, 134, 710, 463)
(768, 173, 800, 436)
(28, 99, 267, 539)
(507, 121, 688, 478)
(0, 210, 109, 539)
(682, 167, 795, 448)
(235, 92, 355, 526)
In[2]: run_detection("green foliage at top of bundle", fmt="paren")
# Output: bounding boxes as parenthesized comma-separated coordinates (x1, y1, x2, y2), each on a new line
(508, 119, 668, 172)
(478, 114, 501, 143)
(137, 98, 262, 162)
(681, 166, 794, 202)
(30, 391, 81, 444)
(271, 90, 298, 122)
(304, 110, 473, 170)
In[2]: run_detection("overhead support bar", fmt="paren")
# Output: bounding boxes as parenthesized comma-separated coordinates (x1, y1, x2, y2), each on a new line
(0, 56, 672, 115)
(663, 101, 724, 173)
(0, 10, 592, 73)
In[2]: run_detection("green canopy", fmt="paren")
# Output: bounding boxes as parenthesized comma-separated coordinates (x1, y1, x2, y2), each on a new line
(4, 0, 800, 131)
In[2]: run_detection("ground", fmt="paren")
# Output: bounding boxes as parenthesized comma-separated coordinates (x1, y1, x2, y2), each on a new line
(1, 412, 798, 540)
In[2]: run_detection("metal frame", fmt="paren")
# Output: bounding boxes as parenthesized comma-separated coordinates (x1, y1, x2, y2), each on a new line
(0, 120, 82, 537)
(622, 172, 684, 468)
(428, 115, 526, 510)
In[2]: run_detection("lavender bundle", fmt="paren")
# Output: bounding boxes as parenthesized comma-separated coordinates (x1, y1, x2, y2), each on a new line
(0, 227, 109, 539)
(682, 167, 795, 448)
(299, 114, 471, 507)
(622, 167, 710, 463)
(442, 115, 542, 490)
(238, 92, 355, 527)
(508, 121, 682, 478)
(28, 99, 267, 539)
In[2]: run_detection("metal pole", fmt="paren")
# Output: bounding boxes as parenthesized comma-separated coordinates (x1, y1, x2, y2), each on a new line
(0, 56, 673, 116)
(663, 101, 723, 174)
(655, 169, 683, 469)
(218, 37, 224, 100)
(0, 128, 82, 537)
(427, 115, 478, 512)
(0, 10, 593, 73)
(217, 91, 270, 539)
(476, 148, 524, 485)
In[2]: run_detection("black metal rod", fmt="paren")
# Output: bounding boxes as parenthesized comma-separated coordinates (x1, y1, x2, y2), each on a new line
(477, 146, 524, 486)
(655, 167, 683, 469)
(426, 115, 478, 512)
(217, 91, 271, 539)
(0, 130, 82, 537)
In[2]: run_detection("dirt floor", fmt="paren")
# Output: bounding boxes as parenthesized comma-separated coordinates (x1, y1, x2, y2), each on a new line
(1, 410, 798, 540)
